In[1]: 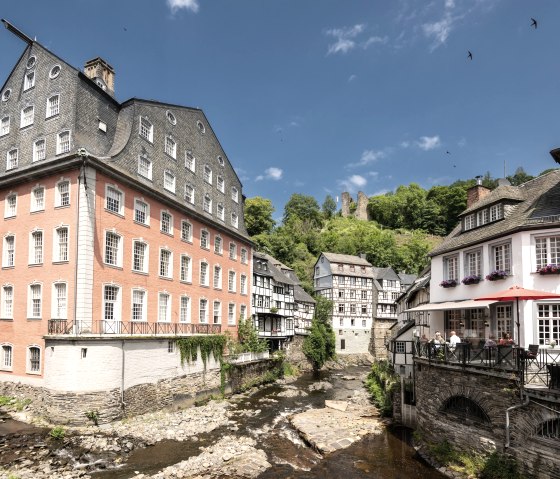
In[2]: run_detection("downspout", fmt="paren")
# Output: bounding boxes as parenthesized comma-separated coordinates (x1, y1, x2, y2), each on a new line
(505, 393, 530, 448)
(73, 155, 87, 333)
(121, 340, 126, 410)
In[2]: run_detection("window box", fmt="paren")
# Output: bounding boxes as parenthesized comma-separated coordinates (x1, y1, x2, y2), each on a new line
(440, 279, 457, 288)
(538, 264, 560, 275)
(462, 275, 481, 285)
(486, 270, 507, 281)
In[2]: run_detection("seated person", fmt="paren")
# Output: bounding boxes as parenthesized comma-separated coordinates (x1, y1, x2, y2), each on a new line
(499, 333, 515, 345)
(484, 335, 497, 349)
(449, 331, 461, 348)
(432, 331, 445, 349)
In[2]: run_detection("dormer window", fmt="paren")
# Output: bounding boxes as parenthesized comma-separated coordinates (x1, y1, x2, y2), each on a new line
(490, 204, 503, 222)
(464, 214, 475, 231)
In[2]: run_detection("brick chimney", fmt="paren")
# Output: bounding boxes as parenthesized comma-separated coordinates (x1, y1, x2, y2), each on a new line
(84, 57, 115, 95)
(466, 176, 491, 208)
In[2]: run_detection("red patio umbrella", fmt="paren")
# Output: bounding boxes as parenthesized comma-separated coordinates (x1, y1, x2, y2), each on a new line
(474, 285, 560, 343)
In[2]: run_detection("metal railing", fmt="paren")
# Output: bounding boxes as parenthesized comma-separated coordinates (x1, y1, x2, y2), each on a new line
(47, 319, 221, 336)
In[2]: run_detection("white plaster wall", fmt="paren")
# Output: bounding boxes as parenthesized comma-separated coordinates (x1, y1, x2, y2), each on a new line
(337, 328, 371, 354)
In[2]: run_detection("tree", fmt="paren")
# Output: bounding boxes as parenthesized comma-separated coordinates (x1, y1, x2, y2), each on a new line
(507, 167, 534, 186)
(283, 194, 322, 229)
(303, 296, 336, 371)
(244, 197, 275, 237)
(236, 318, 268, 353)
(321, 195, 337, 219)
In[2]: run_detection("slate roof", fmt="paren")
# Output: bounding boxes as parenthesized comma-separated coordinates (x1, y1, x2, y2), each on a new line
(461, 185, 525, 215)
(430, 170, 560, 257)
(321, 252, 371, 266)
(372, 267, 400, 281)
(398, 273, 418, 287)
(253, 252, 297, 285)
(294, 285, 316, 304)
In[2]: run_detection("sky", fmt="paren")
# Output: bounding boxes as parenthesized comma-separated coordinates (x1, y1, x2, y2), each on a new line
(1, 0, 559, 221)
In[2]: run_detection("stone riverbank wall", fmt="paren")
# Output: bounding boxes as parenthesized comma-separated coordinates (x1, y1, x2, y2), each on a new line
(414, 360, 560, 479)
(0, 357, 281, 426)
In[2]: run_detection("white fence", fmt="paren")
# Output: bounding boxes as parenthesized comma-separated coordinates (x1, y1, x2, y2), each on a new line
(229, 351, 270, 364)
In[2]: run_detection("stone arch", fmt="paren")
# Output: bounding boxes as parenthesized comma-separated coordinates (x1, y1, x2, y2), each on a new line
(437, 383, 494, 424)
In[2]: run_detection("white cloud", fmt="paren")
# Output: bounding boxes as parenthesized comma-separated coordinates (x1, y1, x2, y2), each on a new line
(348, 149, 385, 167)
(458, 137, 467, 147)
(400, 140, 410, 148)
(417, 135, 441, 151)
(362, 36, 389, 48)
(255, 167, 283, 182)
(338, 174, 367, 193)
(422, 15, 453, 48)
(167, 0, 199, 13)
(348, 74, 357, 82)
(367, 171, 379, 178)
(326, 24, 365, 55)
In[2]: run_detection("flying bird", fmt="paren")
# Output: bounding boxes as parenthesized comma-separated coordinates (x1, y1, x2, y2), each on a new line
(446, 151, 451, 155)
(530, 18, 537, 29)
(467, 51, 473, 60)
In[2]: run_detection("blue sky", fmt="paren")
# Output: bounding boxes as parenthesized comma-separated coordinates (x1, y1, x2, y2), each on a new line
(1, 0, 559, 220)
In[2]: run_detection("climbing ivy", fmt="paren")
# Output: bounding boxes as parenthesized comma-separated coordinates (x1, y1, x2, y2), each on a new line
(176, 335, 226, 369)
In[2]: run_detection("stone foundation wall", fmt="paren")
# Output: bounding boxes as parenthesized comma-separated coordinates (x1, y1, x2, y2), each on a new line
(370, 318, 395, 359)
(228, 358, 282, 392)
(285, 335, 312, 370)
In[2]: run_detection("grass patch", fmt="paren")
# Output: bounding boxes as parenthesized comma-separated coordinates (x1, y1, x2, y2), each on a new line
(282, 362, 300, 377)
(364, 360, 398, 417)
(49, 426, 65, 440)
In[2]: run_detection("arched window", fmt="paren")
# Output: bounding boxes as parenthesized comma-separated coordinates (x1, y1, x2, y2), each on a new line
(441, 395, 490, 424)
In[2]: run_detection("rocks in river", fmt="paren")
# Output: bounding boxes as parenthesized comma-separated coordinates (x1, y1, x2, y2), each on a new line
(308, 381, 333, 392)
(276, 386, 308, 398)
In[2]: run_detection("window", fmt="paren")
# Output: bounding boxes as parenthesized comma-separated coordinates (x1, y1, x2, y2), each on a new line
(132, 241, 148, 273)
(201, 229, 209, 249)
(165, 136, 176, 159)
(231, 212, 239, 228)
(54, 226, 69, 262)
(217, 176, 224, 192)
(1, 344, 12, 370)
(204, 165, 212, 184)
(228, 303, 236, 325)
(350, 304, 356, 314)
(134, 199, 149, 225)
(443, 255, 459, 281)
(24, 71, 35, 91)
(232, 186, 239, 203)
(228, 271, 236, 292)
(197, 120, 205, 133)
(180, 296, 191, 323)
(536, 236, 560, 270)
(56, 180, 70, 207)
(184, 184, 194, 204)
(240, 274, 247, 295)
(52, 282, 67, 319)
(30, 231, 43, 264)
(161, 211, 173, 234)
(464, 249, 481, 277)
(464, 214, 475, 231)
(185, 151, 195, 172)
(0, 116, 9, 136)
(138, 155, 152, 180)
(181, 220, 192, 242)
(200, 261, 209, 286)
(158, 293, 171, 322)
(31, 187, 44, 212)
(362, 304, 367, 314)
(139, 117, 153, 142)
(3, 235, 14, 267)
(103, 285, 121, 324)
(33, 139, 45, 162)
(27, 346, 41, 374)
(213, 265, 222, 289)
(476, 209, 489, 226)
(159, 249, 172, 278)
(1, 89, 10, 102)
(203, 194, 212, 213)
(491, 242, 511, 274)
(7, 149, 18, 170)
(538, 304, 560, 345)
(213, 301, 221, 324)
(489, 204, 503, 222)
(104, 231, 121, 266)
(395, 341, 406, 354)
(132, 289, 147, 322)
(241, 248, 248, 264)
(106, 186, 123, 215)
(2, 286, 13, 318)
(217, 155, 224, 166)
(166, 111, 176, 125)
(26, 56, 36, 69)
(164, 171, 176, 193)
(214, 236, 223, 254)
(49, 65, 61, 79)
(240, 304, 246, 320)
(56, 131, 70, 154)
(199, 299, 208, 323)
(229, 242, 237, 260)
(180, 254, 191, 282)
(217, 203, 224, 221)
(46, 95, 59, 117)
(339, 304, 345, 313)
(28, 284, 42, 318)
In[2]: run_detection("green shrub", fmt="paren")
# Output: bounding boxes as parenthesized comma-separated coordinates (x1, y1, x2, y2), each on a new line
(480, 452, 522, 479)
(283, 361, 299, 377)
(49, 426, 65, 440)
(0, 395, 13, 407)
(365, 360, 399, 416)
(85, 410, 99, 426)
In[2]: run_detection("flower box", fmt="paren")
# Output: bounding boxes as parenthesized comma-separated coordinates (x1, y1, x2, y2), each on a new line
(440, 279, 457, 288)
(462, 275, 481, 285)
(538, 264, 560, 275)
(486, 270, 507, 281)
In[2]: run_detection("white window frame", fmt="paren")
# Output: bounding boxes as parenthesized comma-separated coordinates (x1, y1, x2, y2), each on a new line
(217, 203, 224, 221)
(464, 249, 482, 277)
(213, 300, 221, 324)
(30, 186, 45, 213)
(165, 136, 176, 159)
(2, 285, 13, 319)
(29, 230, 44, 265)
(20, 105, 34, 128)
(203, 193, 212, 214)
(102, 284, 122, 326)
(185, 151, 196, 172)
(241, 248, 248, 264)
(158, 292, 171, 322)
(164, 170, 176, 193)
(3, 235, 15, 267)
(200, 229, 210, 249)
(160, 210, 173, 235)
(159, 248, 173, 278)
(53, 225, 69, 262)
(105, 185, 124, 215)
(200, 261, 209, 286)
(33, 138, 46, 162)
(240, 304, 246, 320)
(104, 230, 123, 267)
(199, 298, 208, 323)
(228, 303, 236, 325)
(24, 70, 35, 91)
(55, 179, 70, 207)
(229, 242, 237, 260)
(228, 270, 236, 293)
(131, 288, 147, 322)
(535, 234, 560, 270)
(537, 303, 560, 346)
(28, 283, 42, 319)
(180, 296, 191, 323)
(6, 149, 18, 170)
(26, 345, 41, 374)
(231, 212, 239, 228)
(184, 184, 195, 204)
(464, 214, 475, 231)
(132, 240, 148, 273)
(489, 204, 503, 222)
(46, 94, 60, 118)
(213, 264, 222, 289)
(240, 274, 247, 295)
(204, 165, 212, 184)
(1, 343, 13, 371)
(180, 254, 192, 282)
(443, 254, 459, 281)
(51, 282, 67, 319)
(0, 116, 9, 136)
(139, 116, 153, 142)
(490, 241, 511, 275)
(217, 175, 224, 193)
(138, 155, 153, 180)
(231, 186, 239, 203)
(214, 235, 223, 255)
(56, 130, 71, 154)
(181, 220, 193, 242)
(134, 198, 150, 225)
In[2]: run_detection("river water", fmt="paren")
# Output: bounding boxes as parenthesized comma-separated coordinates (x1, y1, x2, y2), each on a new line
(90, 365, 444, 479)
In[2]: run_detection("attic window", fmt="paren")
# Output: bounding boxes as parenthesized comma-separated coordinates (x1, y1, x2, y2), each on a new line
(197, 121, 205, 133)
(2, 89, 11, 102)
(217, 156, 224, 166)
(166, 111, 176, 125)
(26, 56, 37, 69)
(96, 79, 106, 90)
(49, 65, 61, 79)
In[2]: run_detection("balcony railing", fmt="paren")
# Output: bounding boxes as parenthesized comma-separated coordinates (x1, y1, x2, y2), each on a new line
(47, 319, 221, 336)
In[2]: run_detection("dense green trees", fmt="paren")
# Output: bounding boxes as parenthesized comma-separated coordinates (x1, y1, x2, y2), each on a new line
(244, 196, 276, 236)
(303, 296, 336, 371)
